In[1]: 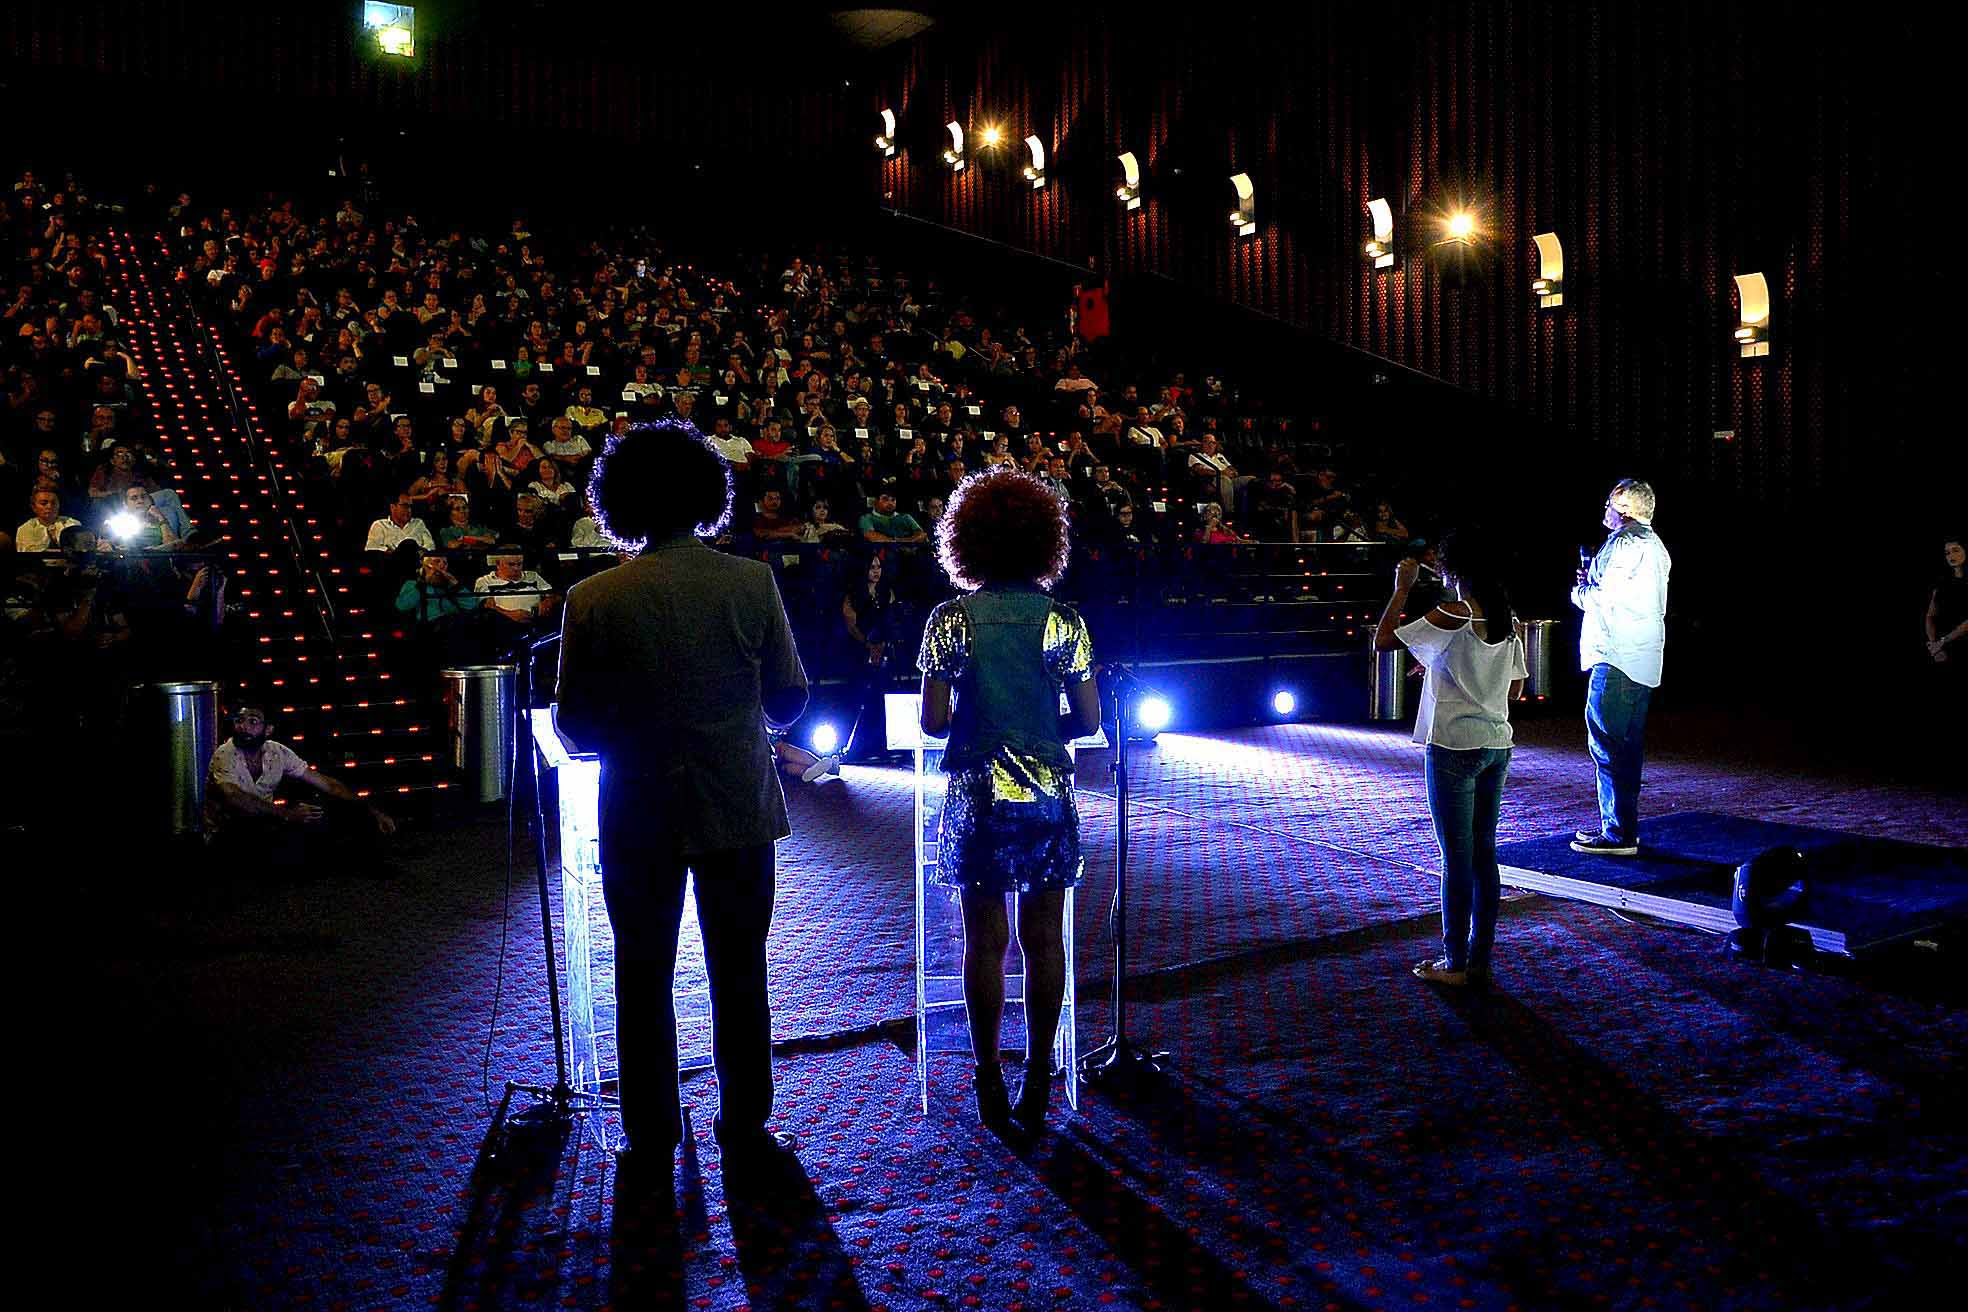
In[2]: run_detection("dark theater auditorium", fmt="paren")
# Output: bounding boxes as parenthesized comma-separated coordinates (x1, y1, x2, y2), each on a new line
(3, 3, 1962, 1308)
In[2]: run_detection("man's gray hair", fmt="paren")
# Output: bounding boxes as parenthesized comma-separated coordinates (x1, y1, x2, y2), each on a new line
(1611, 478, 1657, 524)
(516, 493, 542, 511)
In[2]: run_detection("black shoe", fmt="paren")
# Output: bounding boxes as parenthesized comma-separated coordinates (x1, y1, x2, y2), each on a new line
(613, 1144, 675, 1197)
(1011, 1062, 1053, 1132)
(712, 1118, 800, 1169)
(974, 1063, 1011, 1130)
(1570, 833, 1639, 856)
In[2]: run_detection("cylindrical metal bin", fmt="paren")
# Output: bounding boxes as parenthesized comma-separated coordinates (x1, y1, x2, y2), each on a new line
(1521, 619, 1558, 703)
(440, 664, 516, 803)
(1368, 644, 1410, 722)
(139, 680, 219, 835)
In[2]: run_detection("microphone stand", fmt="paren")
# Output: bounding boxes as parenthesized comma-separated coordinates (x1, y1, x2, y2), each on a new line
(1079, 663, 1169, 1085)
(500, 631, 620, 1140)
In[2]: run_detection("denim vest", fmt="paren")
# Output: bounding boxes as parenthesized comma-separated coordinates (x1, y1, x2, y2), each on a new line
(943, 586, 1071, 774)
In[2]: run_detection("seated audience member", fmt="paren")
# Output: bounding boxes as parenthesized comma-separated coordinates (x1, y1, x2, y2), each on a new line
(1188, 434, 1255, 513)
(87, 443, 155, 505)
(106, 485, 184, 551)
(1302, 466, 1351, 526)
(436, 495, 497, 550)
(1125, 407, 1166, 449)
(1039, 456, 1073, 501)
(407, 449, 461, 512)
(542, 415, 593, 472)
(1054, 362, 1097, 397)
(1250, 470, 1299, 541)
(475, 548, 558, 635)
(396, 549, 494, 646)
(860, 490, 927, 544)
(80, 404, 122, 457)
(1196, 502, 1248, 544)
(16, 488, 81, 553)
(505, 494, 561, 561)
(565, 384, 608, 437)
(466, 445, 522, 525)
(751, 418, 794, 475)
(1090, 464, 1133, 518)
(1329, 510, 1374, 543)
(568, 492, 605, 549)
(705, 416, 754, 471)
(494, 420, 542, 478)
(1104, 500, 1146, 547)
(751, 487, 804, 541)
(527, 458, 581, 513)
(1368, 499, 1410, 543)
(205, 705, 396, 857)
(365, 493, 436, 553)
(800, 498, 852, 543)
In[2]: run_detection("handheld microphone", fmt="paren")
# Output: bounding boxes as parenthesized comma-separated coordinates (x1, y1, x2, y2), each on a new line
(1577, 545, 1593, 572)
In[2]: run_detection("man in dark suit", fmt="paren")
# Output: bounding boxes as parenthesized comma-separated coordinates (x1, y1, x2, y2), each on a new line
(554, 418, 809, 1189)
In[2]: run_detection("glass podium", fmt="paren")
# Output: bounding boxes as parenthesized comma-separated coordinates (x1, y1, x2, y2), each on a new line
(886, 693, 1101, 1116)
(529, 709, 714, 1143)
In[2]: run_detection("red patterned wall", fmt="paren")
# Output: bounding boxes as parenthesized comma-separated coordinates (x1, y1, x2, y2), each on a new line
(874, 3, 1919, 502)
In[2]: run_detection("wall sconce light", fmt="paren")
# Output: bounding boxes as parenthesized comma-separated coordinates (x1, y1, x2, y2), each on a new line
(1440, 210, 1477, 244)
(1364, 197, 1395, 269)
(942, 121, 966, 171)
(1532, 232, 1564, 308)
(1115, 152, 1142, 209)
(875, 109, 897, 157)
(1228, 172, 1256, 237)
(1022, 136, 1047, 188)
(1733, 272, 1771, 358)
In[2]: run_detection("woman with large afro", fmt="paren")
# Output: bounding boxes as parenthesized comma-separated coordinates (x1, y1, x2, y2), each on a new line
(918, 466, 1103, 1132)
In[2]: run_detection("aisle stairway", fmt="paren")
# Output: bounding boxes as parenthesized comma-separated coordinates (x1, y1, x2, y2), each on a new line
(109, 230, 460, 811)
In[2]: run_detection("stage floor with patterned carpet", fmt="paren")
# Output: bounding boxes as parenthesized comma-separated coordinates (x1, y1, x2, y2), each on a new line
(68, 708, 1967, 1310)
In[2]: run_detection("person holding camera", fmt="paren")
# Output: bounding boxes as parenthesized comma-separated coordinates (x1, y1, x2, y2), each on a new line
(1375, 533, 1527, 988)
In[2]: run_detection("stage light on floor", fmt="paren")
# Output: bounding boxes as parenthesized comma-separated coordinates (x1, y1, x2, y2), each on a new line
(810, 723, 841, 756)
(1137, 697, 1172, 732)
(1271, 690, 1297, 717)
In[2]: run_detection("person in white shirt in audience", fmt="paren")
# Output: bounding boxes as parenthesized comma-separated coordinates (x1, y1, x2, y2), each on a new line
(475, 549, 558, 626)
(1187, 434, 1255, 515)
(568, 491, 605, 549)
(705, 416, 755, 470)
(364, 493, 436, 553)
(1375, 531, 1527, 988)
(16, 488, 80, 553)
(542, 415, 594, 470)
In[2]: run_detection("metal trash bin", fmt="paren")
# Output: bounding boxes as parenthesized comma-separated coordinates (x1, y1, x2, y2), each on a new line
(1368, 644, 1410, 722)
(440, 664, 516, 803)
(139, 680, 219, 835)
(1521, 619, 1558, 704)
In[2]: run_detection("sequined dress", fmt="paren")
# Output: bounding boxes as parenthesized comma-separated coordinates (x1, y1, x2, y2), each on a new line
(917, 587, 1094, 895)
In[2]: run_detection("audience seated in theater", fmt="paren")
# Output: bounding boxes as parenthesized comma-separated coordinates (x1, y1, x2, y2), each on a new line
(527, 458, 581, 514)
(105, 485, 183, 551)
(87, 442, 155, 506)
(800, 497, 852, 544)
(1368, 499, 1410, 543)
(474, 548, 558, 639)
(365, 492, 435, 554)
(1250, 470, 1299, 542)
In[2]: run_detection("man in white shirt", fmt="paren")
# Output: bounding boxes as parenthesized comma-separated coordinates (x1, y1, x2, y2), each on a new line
(15, 489, 81, 553)
(705, 416, 755, 470)
(475, 551, 557, 623)
(364, 493, 436, 553)
(1569, 479, 1671, 856)
(206, 705, 395, 840)
(1186, 434, 1255, 514)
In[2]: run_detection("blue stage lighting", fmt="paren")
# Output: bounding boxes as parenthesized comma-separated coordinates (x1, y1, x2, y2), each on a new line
(1272, 690, 1298, 717)
(810, 723, 841, 756)
(1136, 697, 1172, 732)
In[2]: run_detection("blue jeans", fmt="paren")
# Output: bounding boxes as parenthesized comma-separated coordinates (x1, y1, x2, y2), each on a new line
(1424, 745, 1512, 973)
(1585, 663, 1652, 843)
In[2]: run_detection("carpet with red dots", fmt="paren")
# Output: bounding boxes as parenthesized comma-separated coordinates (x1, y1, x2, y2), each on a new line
(82, 709, 1968, 1310)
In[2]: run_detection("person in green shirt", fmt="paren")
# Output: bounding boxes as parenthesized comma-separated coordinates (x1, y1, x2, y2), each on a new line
(858, 490, 926, 544)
